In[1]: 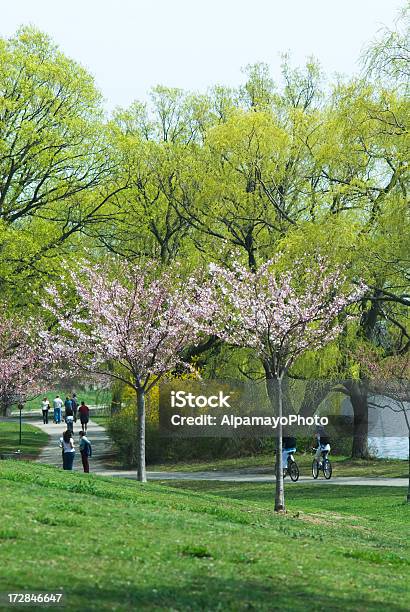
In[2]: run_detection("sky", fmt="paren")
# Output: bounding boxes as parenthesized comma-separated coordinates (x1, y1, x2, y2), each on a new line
(1, 0, 404, 111)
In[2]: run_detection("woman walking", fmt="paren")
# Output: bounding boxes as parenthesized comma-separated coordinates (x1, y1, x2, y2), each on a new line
(59, 429, 75, 470)
(41, 398, 50, 424)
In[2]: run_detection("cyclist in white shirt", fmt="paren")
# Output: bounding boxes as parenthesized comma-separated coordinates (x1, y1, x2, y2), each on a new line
(282, 436, 297, 467)
(314, 426, 331, 466)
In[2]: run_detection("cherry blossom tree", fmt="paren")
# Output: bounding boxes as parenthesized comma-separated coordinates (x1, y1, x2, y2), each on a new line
(207, 257, 365, 511)
(43, 262, 208, 482)
(0, 312, 50, 415)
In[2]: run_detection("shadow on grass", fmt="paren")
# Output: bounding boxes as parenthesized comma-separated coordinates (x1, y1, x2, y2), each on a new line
(3, 577, 406, 612)
(0, 422, 49, 458)
(162, 481, 407, 505)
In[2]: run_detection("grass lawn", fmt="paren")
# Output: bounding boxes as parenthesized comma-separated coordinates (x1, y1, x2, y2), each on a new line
(0, 461, 409, 611)
(91, 415, 111, 426)
(149, 453, 408, 478)
(0, 422, 48, 458)
(20, 389, 112, 412)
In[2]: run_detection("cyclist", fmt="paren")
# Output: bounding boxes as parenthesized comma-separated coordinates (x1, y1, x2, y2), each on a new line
(314, 426, 331, 466)
(282, 435, 297, 468)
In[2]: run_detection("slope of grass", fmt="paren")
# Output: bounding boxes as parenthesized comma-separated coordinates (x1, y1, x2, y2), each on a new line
(0, 422, 48, 458)
(149, 453, 407, 478)
(0, 461, 409, 611)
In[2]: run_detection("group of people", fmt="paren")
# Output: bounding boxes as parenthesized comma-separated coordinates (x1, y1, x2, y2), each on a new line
(41, 394, 90, 433)
(59, 429, 92, 472)
(40, 393, 92, 472)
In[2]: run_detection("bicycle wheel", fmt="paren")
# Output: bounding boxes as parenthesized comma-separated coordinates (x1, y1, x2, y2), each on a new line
(323, 459, 332, 480)
(289, 461, 299, 482)
(312, 459, 319, 479)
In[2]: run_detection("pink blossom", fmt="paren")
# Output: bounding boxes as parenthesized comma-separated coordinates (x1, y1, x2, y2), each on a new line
(205, 257, 366, 377)
(43, 262, 210, 391)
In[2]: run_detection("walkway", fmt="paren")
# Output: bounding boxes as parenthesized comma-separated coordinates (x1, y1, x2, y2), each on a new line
(95, 469, 408, 487)
(33, 416, 111, 471)
(25, 415, 408, 487)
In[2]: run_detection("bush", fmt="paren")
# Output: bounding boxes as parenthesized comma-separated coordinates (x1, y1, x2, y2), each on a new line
(107, 407, 353, 466)
(106, 404, 138, 467)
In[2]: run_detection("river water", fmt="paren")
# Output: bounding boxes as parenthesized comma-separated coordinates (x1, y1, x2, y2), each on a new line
(341, 395, 409, 459)
(368, 436, 408, 459)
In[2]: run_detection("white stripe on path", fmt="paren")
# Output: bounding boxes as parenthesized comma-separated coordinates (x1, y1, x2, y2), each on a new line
(93, 469, 407, 486)
(34, 416, 111, 471)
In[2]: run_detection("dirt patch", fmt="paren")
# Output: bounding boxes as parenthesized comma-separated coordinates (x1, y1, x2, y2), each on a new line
(319, 511, 362, 521)
(292, 511, 364, 527)
(291, 512, 330, 525)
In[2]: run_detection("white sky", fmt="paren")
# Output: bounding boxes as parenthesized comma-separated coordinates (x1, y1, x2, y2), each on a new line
(1, 0, 403, 111)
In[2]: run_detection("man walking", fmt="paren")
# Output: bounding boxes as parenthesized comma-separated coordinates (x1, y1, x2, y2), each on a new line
(71, 393, 78, 422)
(64, 396, 73, 417)
(78, 401, 90, 433)
(78, 431, 92, 473)
(41, 398, 50, 424)
(53, 395, 63, 424)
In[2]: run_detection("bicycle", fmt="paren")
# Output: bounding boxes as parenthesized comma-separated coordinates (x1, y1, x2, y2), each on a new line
(283, 450, 300, 482)
(312, 448, 332, 480)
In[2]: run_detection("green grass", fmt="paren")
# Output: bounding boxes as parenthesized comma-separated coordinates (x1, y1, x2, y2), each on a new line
(91, 415, 110, 426)
(0, 422, 48, 458)
(0, 461, 409, 611)
(20, 389, 112, 412)
(149, 453, 408, 478)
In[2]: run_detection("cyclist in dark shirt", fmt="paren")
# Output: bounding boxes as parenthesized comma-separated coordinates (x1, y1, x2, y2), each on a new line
(282, 436, 297, 467)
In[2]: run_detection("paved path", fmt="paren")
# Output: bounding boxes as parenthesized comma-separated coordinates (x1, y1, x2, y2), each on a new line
(94, 469, 408, 487)
(20, 416, 407, 487)
(33, 416, 111, 471)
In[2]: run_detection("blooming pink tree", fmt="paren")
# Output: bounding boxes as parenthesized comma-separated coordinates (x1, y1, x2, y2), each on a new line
(207, 257, 365, 511)
(44, 262, 208, 482)
(0, 312, 50, 415)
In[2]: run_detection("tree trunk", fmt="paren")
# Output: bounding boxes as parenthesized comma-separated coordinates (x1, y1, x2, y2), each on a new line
(264, 365, 285, 512)
(0, 397, 11, 417)
(350, 291, 381, 458)
(274, 376, 285, 512)
(349, 382, 370, 459)
(136, 388, 147, 482)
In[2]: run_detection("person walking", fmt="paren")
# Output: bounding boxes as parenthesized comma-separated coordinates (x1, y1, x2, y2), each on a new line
(53, 396, 63, 424)
(64, 396, 73, 417)
(78, 431, 92, 473)
(65, 407, 74, 434)
(59, 429, 75, 470)
(41, 398, 50, 425)
(71, 393, 78, 422)
(78, 401, 90, 433)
